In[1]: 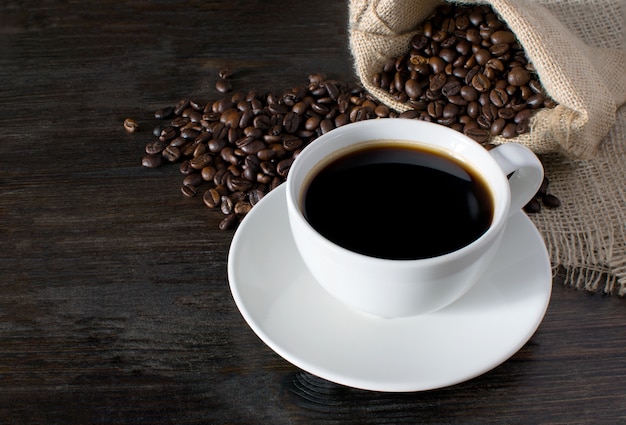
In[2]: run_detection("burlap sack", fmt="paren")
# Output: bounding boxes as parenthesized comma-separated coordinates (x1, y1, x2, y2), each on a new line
(349, 0, 626, 295)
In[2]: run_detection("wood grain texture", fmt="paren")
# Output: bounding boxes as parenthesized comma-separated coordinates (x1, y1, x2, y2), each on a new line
(1, 1, 625, 424)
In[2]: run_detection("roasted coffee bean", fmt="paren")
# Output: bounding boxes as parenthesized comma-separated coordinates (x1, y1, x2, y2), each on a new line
(215, 78, 232, 93)
(489, 88, 509, 107)
(234, 201, 252, 215)
(276, 157, 294, 178)
(524, 198, 542, 213)
(219, 214, 239, 230)
(516, 119, 530, 134)
(145, 140, 167, 154)
(159, 126, 177, 142)
(498, 107, 516, 120)
(203, 188, 221, 208)
(142, 154, 163, 168)
(320, 119, 334, 134)
(442, 103, 459, 119)
(514, 109, 532, 124)
(501, 122, 518, 139)
(282, 111, 300, 133)
(282, 135, 302, 151)
(490, 30, 516, 45)
(542, 193, 561, 208)
(220, 196, 234, 215)
(489, 43, 510, 57)
(464, 127, 490, 143)
(171, 116, 190, 128)
(459, 85, 478, 102)
(201, 165, 217, 182)
(190, 153, 213, 170)
(162, 145, 181, 162)
(429, 57, 446, 74)
(182, 173, 202, 188)
(427, 101, 444, 118)
(471, 73, 491, 92)
(490, 118, 506, 135)
(507, 66, 531, 86)
(429, 72, 447, 91)
(180, 127, 200, 140)
(442, 79, 462, 97)
(248, 189, 265, 206)
(178, 160, 193, 175)
(218, 67, 234, 79)
(227, 176, 253, 192)
(529, 80, 543, 94)
(405, 79, 423, 99)
(123, 118, 139, 133)
(181, 184, 197, 198)
(527, 93, 545, 109)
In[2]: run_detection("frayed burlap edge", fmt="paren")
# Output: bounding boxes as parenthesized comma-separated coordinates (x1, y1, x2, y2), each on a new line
(530, 105, 626, 296)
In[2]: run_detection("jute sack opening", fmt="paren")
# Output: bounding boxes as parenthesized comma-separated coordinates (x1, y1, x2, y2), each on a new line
(349, 0, 626, 295)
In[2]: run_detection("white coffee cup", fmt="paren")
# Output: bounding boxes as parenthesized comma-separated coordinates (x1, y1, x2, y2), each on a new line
(286, 118, 543, 318)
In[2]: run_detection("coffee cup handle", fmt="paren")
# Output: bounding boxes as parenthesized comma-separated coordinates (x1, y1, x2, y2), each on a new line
(489, 143, 544, 216)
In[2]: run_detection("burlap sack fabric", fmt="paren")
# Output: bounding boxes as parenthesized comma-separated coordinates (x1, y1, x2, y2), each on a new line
(349, 0, 626, 294)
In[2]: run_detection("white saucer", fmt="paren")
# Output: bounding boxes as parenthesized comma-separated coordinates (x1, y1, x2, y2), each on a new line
(228, 184, 552, 392)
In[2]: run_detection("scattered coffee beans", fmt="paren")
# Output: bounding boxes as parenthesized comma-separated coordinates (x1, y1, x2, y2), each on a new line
(137, 4, 562, 230)
(372, 4, 557, 144)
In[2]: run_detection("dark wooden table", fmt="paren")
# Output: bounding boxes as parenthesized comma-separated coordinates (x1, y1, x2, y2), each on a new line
(1, 1, 625, 424)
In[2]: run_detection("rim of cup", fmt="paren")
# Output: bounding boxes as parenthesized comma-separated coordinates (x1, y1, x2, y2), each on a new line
(285, 118, 511, 267)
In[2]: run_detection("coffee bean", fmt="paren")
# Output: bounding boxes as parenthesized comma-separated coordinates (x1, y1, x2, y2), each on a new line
(220, 195, 234, 215)
(490, 118, 506, 135)
(181, 184, 197, 198)
(489, 88, 509, 107)
(123, 118, 139, 133)
(464, 127, 490, 143)
(524, 198, 542, 213)
(248, 189, 265, 206)
(173, 99, 190, 116)
(190, 153, 213, 170)
(219, 214, 239, 230)
(145, 140, 167, 154)
(203, 188, 221, 208)
(490, 30, 516, 45)
(471, 73, 491, 92)
(442, 79, 461, 97)
(218, 67, 234, 79)
(429, 72, 447, 91)
(183, 173, 202, 188)
(215, 78, 232, 93)
(501, 122, 518, 139)
(276, 157, 294, 178)
(201, 165, 217, 182)
(507, 66, 531, 86)
(142, 154, 163, 168)
(162, 145, 181, 162)
(405, 79, 423, 99)
(527, 93, 545, 109)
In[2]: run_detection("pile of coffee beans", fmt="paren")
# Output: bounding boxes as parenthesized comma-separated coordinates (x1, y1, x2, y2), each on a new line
(137, 4, 561, 230)
(141, 73, 395, 229)
(372, 3, 557, 144)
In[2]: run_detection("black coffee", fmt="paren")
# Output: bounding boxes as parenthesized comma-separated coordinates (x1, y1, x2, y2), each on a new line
(303, 141, 493, 259)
